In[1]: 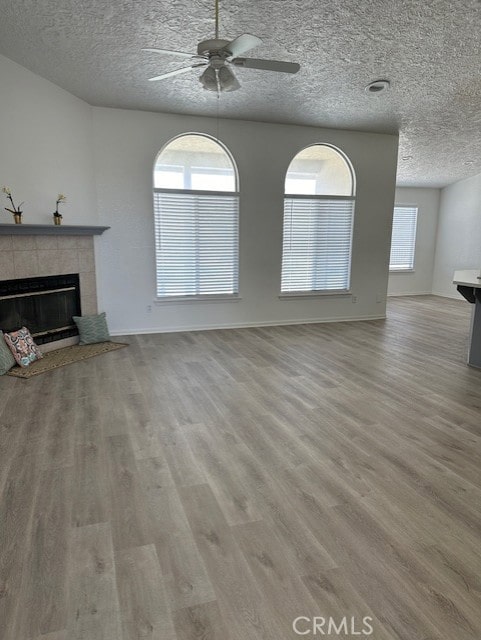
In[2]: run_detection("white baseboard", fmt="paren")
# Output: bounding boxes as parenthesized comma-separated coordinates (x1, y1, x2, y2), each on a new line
(110, 313, 387, 336)
(387, 291, 432, 297)
(388, 291, 463, 301)
(431, 290, 462, 300)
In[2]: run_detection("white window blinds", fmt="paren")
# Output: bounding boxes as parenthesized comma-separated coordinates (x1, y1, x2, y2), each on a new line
(154, 190, 239, 298)
(389, 205, 418, 271)
(281, 197, 354, 293)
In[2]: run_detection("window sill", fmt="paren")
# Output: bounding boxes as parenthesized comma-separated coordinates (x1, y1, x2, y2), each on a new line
(389, 269, 415, 274)
(279, 290, 352, 299)
(154, 294, 242, 304)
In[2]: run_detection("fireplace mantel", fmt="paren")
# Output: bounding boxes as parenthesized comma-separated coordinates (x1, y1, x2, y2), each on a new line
(0, 224, 110, 236)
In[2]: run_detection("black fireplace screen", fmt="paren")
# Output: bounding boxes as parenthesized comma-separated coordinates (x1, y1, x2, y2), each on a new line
(0, 274, 81, 345)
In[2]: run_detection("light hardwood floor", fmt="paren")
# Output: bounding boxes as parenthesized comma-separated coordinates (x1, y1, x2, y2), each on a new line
(1, 295, 481, 639)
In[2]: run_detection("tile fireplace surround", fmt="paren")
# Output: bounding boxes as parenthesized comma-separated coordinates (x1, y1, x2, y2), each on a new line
(0, 233, 100, 350)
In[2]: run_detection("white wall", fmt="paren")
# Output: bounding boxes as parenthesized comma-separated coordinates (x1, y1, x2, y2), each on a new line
(388, 187, 440, 296)
(0, 55, 96, 225)
(93, 107, 399, 334)
(432, 173, 481, 298)
(0, 56, 400, 334)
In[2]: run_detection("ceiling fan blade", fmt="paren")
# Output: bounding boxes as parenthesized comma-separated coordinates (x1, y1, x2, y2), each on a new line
(148, 66, 197, 82)
(222, 33, 262, 58)
(142, 48, 199, 59)
(232, 58, 300, 73)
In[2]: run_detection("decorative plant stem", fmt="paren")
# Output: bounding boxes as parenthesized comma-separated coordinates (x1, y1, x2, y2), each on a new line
(52, 194, 66, 224)
(2, 186, 23, 214)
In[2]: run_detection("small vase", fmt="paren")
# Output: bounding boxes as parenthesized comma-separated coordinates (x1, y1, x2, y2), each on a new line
(14, 213, 22, 224)
(53, 214, 62, 226)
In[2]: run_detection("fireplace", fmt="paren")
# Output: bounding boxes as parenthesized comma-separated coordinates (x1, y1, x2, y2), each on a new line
(0, 274, 81, 345)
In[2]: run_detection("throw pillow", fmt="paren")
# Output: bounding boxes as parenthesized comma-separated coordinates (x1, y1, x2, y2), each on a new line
(0, 330, 17, 375)
(3, 327, 43, 368)
(73, 311, 111, 345)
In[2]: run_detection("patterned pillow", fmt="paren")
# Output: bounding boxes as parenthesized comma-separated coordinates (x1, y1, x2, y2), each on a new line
(0, 330, 17, 375)
(4, 327, 43, 368)
(73, 312, 111, 345)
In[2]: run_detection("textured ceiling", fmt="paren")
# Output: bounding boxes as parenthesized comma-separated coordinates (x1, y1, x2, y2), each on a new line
(1, 0, 481, 187)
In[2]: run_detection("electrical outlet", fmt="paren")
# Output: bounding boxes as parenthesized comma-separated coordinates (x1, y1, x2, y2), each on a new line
(146, 305, 152, 313)
(351, 295, 358, 303)
(376, 294, 384, 303)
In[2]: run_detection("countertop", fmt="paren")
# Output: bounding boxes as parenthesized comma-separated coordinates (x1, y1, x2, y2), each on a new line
(453, 269, 481, 288)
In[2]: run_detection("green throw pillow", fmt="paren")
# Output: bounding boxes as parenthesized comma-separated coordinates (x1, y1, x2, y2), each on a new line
(73, 312, 111, 345)
(0, 330, 17, 375)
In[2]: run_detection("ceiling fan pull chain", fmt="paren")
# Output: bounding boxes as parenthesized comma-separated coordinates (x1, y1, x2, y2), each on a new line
(215, 0, 219, 39)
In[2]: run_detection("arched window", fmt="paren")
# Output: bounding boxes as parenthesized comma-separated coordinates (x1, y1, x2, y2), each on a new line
(281, 144, 355, 294)
(153, 134, 239, 299)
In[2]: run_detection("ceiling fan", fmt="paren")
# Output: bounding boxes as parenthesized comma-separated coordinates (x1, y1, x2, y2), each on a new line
(142, 0, 300, 92)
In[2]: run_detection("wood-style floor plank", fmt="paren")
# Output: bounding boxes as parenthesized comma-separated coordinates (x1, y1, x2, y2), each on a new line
(136, 456, 216, 611)
(232, 518, 337, 638)
(173, 601, 230, 640)
(106, 434, 153, 551)
(67, 522, 122, 640)
(1, 295, 481, 639)
(16, 466, 72, 639)
(0, 445, 42, 640)
(115, 544, 176, 640)
(29, 632, 68, 640)
(179, 483, 285, 640)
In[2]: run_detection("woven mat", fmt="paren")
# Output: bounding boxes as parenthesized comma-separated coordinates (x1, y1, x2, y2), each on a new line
(7, 341, 128, 378)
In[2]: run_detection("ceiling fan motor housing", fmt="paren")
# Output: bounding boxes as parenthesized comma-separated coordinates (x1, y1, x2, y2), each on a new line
(197, 38, 231, 57)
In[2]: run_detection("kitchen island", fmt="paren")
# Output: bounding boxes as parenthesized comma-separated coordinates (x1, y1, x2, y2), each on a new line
(453, 269, 481, 368)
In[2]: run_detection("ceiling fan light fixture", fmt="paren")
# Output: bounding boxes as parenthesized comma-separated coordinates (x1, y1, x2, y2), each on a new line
(218, 65, 239, 91)
(200, 66, 218, 91)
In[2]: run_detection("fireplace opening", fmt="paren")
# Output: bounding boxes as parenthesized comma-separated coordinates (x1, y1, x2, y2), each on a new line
(0, 274, 81, 345)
